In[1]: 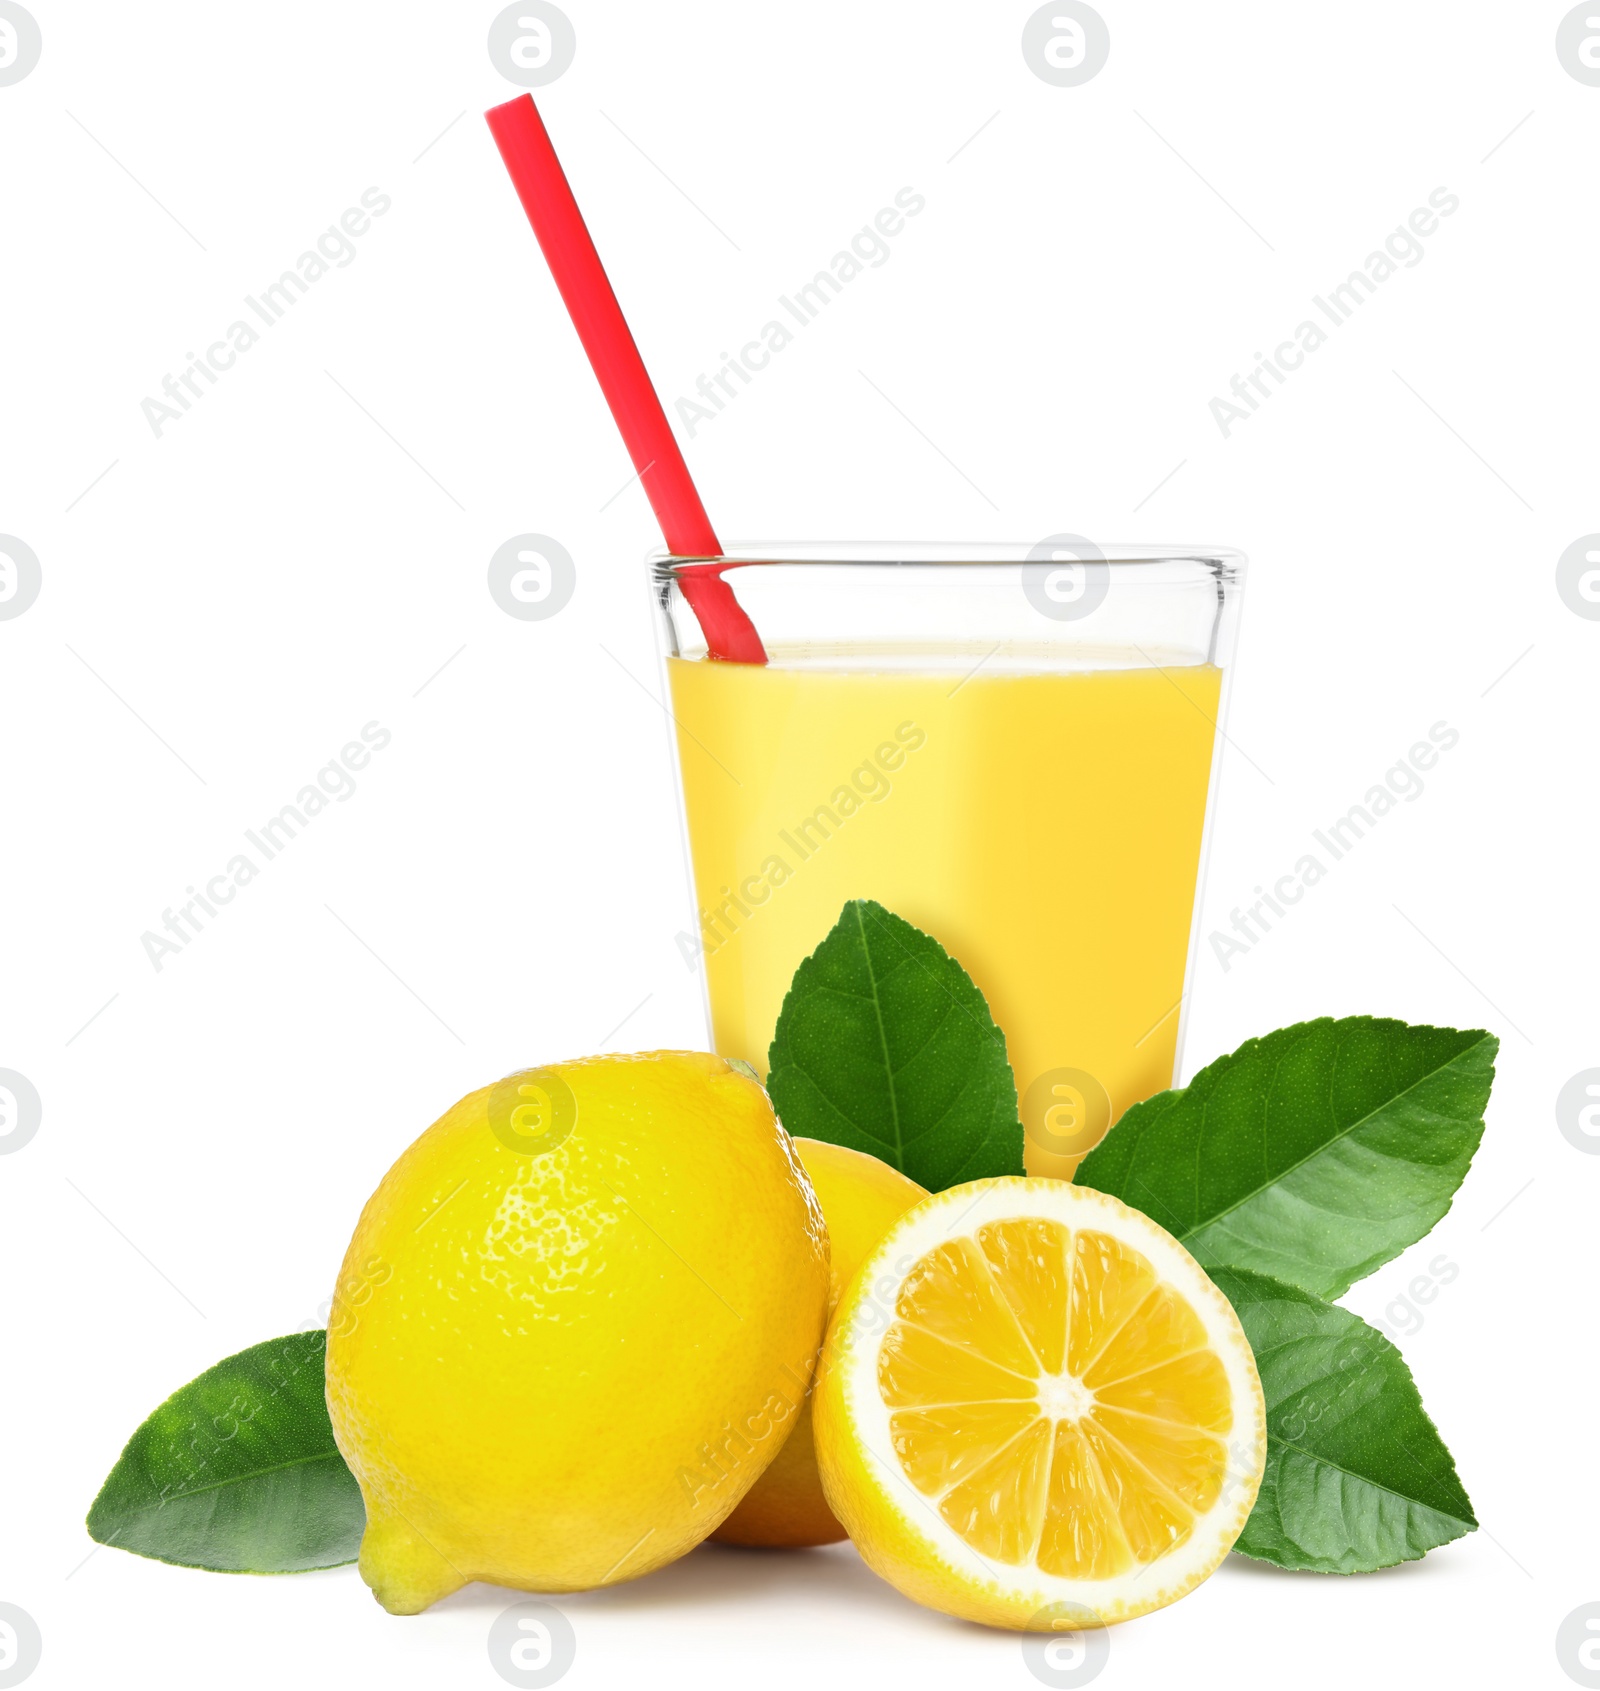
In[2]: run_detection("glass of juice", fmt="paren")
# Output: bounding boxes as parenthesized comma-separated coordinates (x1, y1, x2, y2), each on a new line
(653, 542, 1244, 1178)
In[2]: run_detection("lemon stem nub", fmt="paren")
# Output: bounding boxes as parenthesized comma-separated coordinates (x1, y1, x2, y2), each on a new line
(360, 1514, 468, 1616)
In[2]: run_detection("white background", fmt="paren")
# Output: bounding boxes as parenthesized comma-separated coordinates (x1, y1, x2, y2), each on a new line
(3, 2, 1597, 1687)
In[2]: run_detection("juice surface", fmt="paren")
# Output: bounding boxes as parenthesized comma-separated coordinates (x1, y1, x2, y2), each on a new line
(667, 653, 1222, 1176)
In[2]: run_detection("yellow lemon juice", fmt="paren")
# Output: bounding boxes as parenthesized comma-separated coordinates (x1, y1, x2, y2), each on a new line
(667, 651, 1223, 1176)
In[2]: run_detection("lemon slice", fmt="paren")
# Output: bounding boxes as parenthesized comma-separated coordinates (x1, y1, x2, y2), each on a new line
(813, 1178, 1266, 1630)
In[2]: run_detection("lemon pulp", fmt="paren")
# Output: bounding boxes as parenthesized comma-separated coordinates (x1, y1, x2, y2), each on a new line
(879, 1220, 1233, 1577)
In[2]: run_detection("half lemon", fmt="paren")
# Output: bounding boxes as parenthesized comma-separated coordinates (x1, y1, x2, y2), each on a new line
(813, 1178, 1266, 1630)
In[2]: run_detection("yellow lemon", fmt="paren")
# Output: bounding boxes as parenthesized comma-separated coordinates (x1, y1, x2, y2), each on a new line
(713, 1139, 926, 1547)
(325, 1051, 830, 1614)
(813, 1178, 1266, 1630)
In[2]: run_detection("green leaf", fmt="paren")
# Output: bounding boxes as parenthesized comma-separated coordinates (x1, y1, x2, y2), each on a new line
(86, 1330, 364, 1573)
(1213, 1268, 1476, 1572)
(1075, 1016, 1496, 1298)
(767, 899, 1024, 1190)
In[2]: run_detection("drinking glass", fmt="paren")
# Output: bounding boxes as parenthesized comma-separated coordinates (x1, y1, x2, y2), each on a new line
(653, 541, 1244, 1178)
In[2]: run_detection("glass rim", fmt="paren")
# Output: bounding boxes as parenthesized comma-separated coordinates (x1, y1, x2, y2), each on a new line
(651, 541, 1245, 577)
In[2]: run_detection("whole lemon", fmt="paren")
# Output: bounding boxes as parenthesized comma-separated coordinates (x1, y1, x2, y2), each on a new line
(325, 1051, 830, 1613)
(712, 1138, 926, 1548)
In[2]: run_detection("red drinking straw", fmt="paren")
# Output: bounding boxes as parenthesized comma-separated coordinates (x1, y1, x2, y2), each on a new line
(485, 94, 767, 665)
